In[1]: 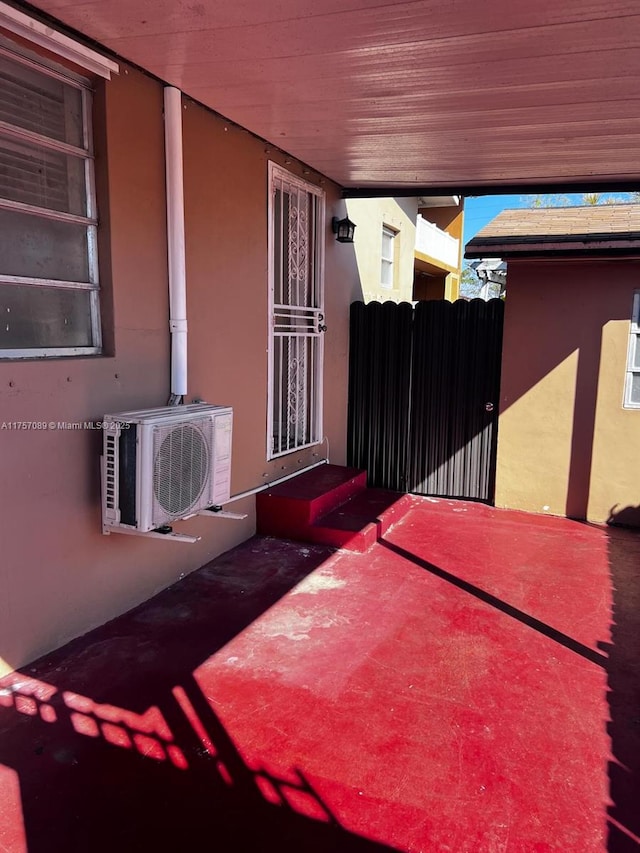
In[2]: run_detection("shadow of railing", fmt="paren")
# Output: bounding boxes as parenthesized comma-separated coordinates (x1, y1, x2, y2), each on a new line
(0, 537, 398, 852)
(379, 538, 607, 667)
(604, 506, 640, 852)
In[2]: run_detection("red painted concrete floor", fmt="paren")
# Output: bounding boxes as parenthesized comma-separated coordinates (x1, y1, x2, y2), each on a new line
(1, 497, 639, 852)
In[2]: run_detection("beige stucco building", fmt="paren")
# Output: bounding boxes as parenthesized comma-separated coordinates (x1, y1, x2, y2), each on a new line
(346, 196, 464, 304)
(467, 204, 640, 526)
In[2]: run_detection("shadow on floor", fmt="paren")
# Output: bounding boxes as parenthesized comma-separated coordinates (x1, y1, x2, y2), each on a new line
(0, 537, 397, 853)
(379, 538, 608, 668)
(380, 521, 640, 853)
(604, 508, 640, 852)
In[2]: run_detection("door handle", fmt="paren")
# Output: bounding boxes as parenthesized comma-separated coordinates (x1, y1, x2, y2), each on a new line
(485, 402, 494, 413)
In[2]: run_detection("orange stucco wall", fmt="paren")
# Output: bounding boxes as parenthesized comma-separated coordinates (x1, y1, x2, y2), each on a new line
(496, 259, 640, 525)
(0, 64, 361, 676)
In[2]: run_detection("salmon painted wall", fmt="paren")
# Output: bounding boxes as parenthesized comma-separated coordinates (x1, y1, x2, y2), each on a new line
(181, 99, 358, 486)
(495, 259, 640, 525)
(0, 63, 361, 676)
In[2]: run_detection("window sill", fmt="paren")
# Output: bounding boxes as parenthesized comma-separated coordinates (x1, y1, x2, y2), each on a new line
(0, 347, 102, 361)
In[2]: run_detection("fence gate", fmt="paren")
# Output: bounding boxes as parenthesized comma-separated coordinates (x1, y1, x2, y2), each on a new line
(347, 299, 504, 502)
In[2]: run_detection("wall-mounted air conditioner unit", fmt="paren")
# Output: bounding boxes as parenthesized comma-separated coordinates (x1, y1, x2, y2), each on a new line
(102, 404, 233, 542)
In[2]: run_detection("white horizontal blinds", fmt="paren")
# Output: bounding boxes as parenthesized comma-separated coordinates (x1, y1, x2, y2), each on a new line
(269, 165, 324, 457)
(0, 45, 100, 355)
(0, 137, 87, 215)
(625, 291, 640, 407)
(0, 56, 87, 218)
(0, 55, 84, 144)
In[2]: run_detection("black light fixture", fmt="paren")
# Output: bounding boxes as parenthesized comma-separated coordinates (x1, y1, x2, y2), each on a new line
(332, 215, 356, 243)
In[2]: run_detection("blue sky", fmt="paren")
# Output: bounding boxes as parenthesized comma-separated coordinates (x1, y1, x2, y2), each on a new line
(462, 195, 525, 245)
(462, 192, 634, 247)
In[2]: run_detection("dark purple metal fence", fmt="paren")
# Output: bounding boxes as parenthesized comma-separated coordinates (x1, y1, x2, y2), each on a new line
(348, 299, 504, 502)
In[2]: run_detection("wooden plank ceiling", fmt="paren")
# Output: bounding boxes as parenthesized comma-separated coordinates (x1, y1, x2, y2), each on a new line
(28, 0, 640, 191)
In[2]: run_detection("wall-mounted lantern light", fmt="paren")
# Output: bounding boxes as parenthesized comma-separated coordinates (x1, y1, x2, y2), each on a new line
(332, 215, 356, 243)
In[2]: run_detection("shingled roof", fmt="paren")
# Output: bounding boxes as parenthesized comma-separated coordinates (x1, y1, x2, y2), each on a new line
(465, 203, 640, 259)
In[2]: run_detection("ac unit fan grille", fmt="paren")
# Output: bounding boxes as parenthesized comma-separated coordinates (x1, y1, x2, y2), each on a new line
(153, 423, 210, 518)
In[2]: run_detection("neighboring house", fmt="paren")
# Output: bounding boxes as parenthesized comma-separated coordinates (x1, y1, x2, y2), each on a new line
(346, 196, 464, 303)
(413, 197, 464, 302)
(468, 258, 507, 300)
(465, 204, 640, 527)
(346, 197, 419, 304)
(0, 8, 361, 675)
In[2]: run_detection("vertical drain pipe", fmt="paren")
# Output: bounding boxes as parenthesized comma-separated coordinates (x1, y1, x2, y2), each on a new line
(164, 86, 188, 403)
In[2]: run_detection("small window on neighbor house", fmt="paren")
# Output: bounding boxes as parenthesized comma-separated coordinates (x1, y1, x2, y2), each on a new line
(624, 291, 640, 408)
(0, 44, 101, 357)
(381, 226, 396, 289)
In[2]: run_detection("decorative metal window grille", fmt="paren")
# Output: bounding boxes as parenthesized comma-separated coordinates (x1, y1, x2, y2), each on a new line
(267, 163, 325, 458)
(624, 290, 640, 408)
(0, 40, 101, 357)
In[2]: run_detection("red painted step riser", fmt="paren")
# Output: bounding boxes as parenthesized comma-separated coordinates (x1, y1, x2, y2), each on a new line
(308, 473, 367, 522)
(257, 466, 412, 552)
(259, 501, 411, 552)
(257, 473, 367, 525)
(307, 521, 379, 552)
(256, 501, 315, 536)
(256, 468, 368, 538)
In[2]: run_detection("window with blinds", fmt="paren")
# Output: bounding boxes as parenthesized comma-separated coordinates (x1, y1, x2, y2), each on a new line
(624, 291, 640, 409)
(0, 43, 100, 356)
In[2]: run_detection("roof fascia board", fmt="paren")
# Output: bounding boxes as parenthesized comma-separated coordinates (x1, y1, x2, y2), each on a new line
(0, 0, 118, 78)
(344, 181, 640, 199)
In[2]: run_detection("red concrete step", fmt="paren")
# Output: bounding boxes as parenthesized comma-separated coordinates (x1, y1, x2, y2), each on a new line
(310, 488, 411, 552)
(257, 463, 412, 551)
(256, 464, 367, 541)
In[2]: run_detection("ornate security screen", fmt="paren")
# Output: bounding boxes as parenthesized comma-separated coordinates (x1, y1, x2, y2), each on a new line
(267, 163, 325, 458)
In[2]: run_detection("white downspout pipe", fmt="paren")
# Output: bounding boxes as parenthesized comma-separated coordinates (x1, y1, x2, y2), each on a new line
(164, 86, 188, 399)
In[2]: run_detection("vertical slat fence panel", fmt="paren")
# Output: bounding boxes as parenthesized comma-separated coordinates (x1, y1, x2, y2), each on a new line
(347, 301, 412, 490)
(348, 298, 504, 503)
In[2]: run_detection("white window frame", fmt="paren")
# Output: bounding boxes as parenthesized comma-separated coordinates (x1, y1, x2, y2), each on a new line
(0, 29, 107, 358)
(381, 225, 396, 290)
(267, 162, 325, 459)
(623, 290, 640, 409)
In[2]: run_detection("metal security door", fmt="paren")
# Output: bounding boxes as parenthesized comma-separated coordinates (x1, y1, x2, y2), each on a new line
(407, 299, 503, 501)
(268, 164, 325, 458)
(347, 298, 504, 503)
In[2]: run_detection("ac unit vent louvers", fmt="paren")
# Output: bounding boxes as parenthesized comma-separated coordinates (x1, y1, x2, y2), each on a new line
(105, 432, 117, 511)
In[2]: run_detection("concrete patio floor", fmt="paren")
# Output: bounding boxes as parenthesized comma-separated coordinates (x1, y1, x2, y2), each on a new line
(0, 496, 638, 852)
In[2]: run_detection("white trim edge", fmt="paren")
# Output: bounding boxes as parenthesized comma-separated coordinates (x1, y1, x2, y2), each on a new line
(0, 1, 119, 79)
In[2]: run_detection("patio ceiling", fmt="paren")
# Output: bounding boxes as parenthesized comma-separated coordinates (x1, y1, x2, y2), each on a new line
(26, 0, 640, 192)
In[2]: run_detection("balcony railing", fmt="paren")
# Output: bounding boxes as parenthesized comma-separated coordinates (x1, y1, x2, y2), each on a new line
(415, 215, 460, 268)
